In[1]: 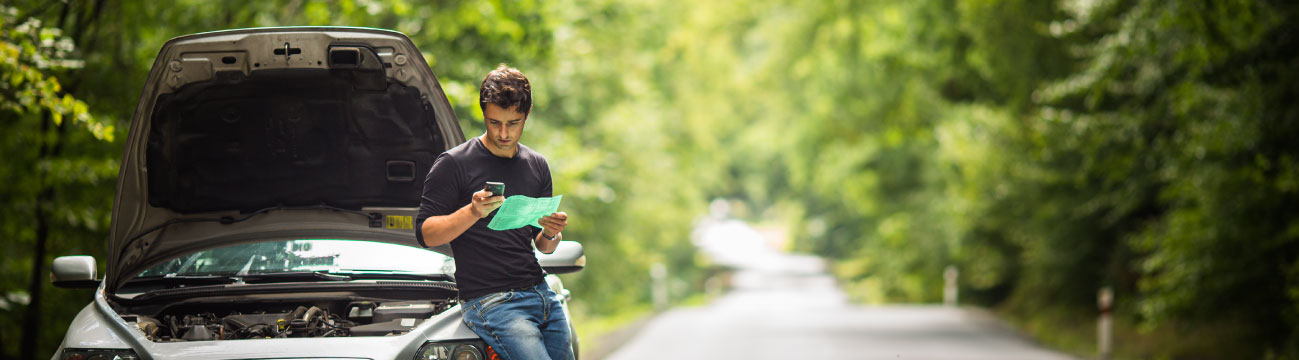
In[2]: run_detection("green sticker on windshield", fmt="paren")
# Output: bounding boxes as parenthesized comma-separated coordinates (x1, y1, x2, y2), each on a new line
(386, 215, 413, 230)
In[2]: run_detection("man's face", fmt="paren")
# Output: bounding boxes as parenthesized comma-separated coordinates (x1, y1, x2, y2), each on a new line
(482, 103, 527, 156)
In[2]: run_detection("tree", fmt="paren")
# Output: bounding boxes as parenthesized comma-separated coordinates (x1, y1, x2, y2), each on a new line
(1, 4, 115, 358)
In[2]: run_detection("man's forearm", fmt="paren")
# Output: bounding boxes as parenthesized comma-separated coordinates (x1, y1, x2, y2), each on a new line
(420, 204, 481, 247)
(535, 231, 561, 254)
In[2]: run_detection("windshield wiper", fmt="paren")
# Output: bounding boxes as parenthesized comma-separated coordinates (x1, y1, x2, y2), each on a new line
(241, 271, 353, 283)
(331, 271, 454, 282)
(130, 271, 453, 286)
(124, 274, 240, 287)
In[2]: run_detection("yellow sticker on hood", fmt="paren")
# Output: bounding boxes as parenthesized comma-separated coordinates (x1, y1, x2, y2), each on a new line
(386, 215, 413, 230)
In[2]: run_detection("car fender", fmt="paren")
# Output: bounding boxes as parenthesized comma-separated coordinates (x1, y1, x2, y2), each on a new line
(57, 288, 136, 351)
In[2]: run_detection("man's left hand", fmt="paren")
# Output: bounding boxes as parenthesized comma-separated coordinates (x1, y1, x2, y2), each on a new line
(539, 212, 567, 239)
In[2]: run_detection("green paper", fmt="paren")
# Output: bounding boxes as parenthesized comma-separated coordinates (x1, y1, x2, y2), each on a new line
(487, 195, 563, 231)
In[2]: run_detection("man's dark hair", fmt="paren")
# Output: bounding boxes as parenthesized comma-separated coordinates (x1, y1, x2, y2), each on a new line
(479, 64, 532, 116)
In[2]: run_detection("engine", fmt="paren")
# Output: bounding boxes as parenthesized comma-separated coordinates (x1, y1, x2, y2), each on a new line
(125, 300, 454, 342)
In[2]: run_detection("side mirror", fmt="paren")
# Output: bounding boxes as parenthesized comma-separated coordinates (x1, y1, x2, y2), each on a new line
(51, 256, 100, 289)
(536, 241, 585, 275)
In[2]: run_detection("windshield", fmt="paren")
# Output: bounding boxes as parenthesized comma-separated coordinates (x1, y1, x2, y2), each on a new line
(135, 239, 453, 278)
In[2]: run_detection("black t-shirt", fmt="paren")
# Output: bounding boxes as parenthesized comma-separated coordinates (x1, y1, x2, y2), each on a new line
(416, 137, 551, 300)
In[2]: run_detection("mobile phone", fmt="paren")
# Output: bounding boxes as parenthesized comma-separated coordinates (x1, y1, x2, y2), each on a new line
(484, 182, 505, 197)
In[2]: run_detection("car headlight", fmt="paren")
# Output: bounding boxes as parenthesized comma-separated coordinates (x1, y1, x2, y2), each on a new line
(59, 348, 139, 360)
(414, 340, 495, 360)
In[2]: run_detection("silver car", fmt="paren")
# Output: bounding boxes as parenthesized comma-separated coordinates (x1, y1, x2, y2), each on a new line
(48, 27, 585, 360)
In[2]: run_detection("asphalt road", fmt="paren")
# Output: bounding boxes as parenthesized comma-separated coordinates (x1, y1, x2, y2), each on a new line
(604, 233, 1077, 360)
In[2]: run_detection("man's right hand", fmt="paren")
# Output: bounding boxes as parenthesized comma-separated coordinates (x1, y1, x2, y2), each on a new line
(469, 190, 505, 218)
(421, 190, 504, 247)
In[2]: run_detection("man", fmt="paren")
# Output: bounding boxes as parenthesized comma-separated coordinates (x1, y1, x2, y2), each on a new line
(416, 64, 572, 360)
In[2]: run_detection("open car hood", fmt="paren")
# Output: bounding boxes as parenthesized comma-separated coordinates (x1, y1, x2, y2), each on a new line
(106, 27, 465, 293)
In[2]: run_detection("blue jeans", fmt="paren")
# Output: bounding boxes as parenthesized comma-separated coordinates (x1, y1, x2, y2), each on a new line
(462, 281, 574, 360)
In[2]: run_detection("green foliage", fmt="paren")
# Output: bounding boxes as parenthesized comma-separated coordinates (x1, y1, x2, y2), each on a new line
(0, 9, 106, 138)
(613, 0, 1298, 356)
(1, 1, 715, 358)
(3, 0, 1297, 358)
(1, 4, 120, 357)
(701, 0, 1299, 356)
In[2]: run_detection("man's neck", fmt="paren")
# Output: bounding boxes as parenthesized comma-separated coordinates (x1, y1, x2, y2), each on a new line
(479, 135, 518, 158)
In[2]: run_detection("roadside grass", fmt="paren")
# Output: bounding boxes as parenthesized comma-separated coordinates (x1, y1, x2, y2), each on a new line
(570, 302, 654, 358)
(996, 303, 1264, 359)
(830, 268, 1264, 359)
(676, 291, 715, 308)
(569, 289, 721, 358)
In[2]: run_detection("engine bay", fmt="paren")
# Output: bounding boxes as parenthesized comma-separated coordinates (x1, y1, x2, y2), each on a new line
(121, 298, 455, 342)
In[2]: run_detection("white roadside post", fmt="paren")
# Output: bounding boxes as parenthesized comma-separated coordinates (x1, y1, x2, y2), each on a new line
(943, 265, 959, 307)
(1097, 287, 1113, 360)
(651, 263, 668, 311)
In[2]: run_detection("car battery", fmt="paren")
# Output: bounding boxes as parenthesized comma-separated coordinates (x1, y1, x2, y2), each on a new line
(371, 301, 437, 323)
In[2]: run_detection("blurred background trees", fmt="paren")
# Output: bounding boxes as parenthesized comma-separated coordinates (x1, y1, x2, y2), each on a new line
(2, 0, 1295, 358)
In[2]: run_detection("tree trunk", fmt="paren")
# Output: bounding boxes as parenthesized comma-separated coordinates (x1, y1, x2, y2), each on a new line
(22, 6, 75, 356)
(20, 111, 55, 360)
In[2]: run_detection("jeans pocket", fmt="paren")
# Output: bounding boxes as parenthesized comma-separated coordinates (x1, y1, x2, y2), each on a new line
(475, 291, 514, 312)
